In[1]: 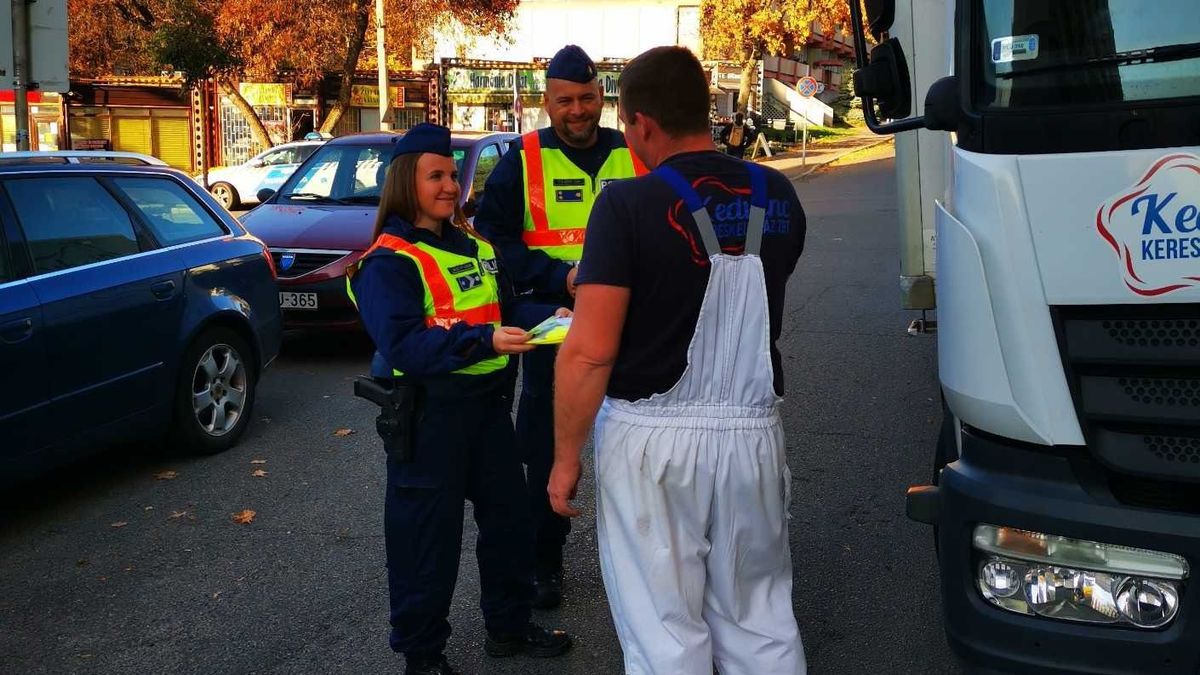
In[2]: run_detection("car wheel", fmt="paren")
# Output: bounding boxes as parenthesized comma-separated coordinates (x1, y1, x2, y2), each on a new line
(210, 182, 240, 210)
(172, 327, 256, 455)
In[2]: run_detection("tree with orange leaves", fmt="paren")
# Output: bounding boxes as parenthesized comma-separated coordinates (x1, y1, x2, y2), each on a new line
(68, 0, 517, 145)
(701, 0, 852, 115)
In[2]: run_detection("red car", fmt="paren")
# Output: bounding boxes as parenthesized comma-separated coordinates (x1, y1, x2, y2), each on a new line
(240, 131, 517, 330)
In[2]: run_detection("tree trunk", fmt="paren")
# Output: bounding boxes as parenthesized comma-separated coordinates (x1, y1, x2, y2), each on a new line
(737, 43, 762, 116)
(320, 0, 371, 134)
(217, 78, 274, 152)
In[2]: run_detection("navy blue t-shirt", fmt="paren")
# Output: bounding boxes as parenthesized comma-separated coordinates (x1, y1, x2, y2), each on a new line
(575, 150, 805, 401)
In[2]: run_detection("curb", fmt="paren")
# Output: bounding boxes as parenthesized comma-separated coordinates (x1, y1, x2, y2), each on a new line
(766, 136, 895, 182)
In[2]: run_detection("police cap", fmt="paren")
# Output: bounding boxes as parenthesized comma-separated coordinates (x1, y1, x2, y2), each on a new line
(546, 45, 598, 83)
(391, 123, 452, 162)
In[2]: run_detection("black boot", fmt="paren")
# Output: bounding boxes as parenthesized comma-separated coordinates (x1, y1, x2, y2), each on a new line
(405, 653, 459, 675)
(484, 622, 573, 658)
(531, 570, 563, 610)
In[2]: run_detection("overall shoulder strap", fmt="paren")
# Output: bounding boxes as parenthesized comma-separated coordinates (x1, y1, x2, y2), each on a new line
(744, 162, 769, 257)
(653, 165, 721, 258)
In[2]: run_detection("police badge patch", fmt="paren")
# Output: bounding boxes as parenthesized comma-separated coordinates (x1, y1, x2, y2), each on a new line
(480, 258, 499, 274)
(456, 273, 483, 291)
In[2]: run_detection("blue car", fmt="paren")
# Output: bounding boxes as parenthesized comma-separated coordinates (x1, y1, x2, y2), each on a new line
(0, 155, 282, 486)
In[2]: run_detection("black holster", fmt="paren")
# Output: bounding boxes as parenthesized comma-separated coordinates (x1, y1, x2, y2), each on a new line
(353, 377, 421, 463)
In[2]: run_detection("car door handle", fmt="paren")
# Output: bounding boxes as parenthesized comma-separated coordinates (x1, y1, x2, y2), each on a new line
(151, 280, 177, 300)
(0, 317, 33, 344)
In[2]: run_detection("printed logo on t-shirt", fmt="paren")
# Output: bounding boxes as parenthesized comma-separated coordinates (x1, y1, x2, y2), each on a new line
(456, 272, 483, 291)
(666, 176, 792, 266)
(555, 189, 584, 203)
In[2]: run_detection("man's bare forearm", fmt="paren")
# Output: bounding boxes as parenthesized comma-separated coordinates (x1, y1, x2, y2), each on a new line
(554, 347, 612, 467)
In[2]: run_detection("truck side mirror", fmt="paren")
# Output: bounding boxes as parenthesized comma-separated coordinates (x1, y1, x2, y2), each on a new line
(863, 0, 895, 39)
(847, 0, 927, 134)
(923, 76, 962, 132)
(853, 38, 913, 120)
(257, 188, 277, 203)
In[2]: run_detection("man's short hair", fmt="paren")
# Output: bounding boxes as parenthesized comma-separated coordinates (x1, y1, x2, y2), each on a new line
(619, 46, 710, 137)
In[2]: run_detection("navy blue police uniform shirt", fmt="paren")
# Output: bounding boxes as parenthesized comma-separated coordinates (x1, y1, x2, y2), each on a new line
(576, 150, 806, 401)
(351, 216, 558, 379)
(473, 127, 632, 297)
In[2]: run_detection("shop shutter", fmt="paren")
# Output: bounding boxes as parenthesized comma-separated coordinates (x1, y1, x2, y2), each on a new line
(112, 116, 152, 157)
(70, 114, 111, 148)
(153, 117, 193, 171)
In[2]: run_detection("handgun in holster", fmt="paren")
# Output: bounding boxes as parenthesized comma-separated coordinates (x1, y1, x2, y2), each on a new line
(353, 377, 421, 463)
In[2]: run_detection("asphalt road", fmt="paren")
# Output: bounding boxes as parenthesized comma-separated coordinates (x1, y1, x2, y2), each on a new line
(0, 153, 960, 675)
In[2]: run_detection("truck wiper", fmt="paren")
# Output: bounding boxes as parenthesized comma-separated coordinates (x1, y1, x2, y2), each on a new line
(996, 41, 1200, 79)
(280, 192, 347, 204)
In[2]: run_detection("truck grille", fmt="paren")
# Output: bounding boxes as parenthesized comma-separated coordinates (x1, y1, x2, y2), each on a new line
(270, 250, 350, 279)
(1054, 304, 1200, 493)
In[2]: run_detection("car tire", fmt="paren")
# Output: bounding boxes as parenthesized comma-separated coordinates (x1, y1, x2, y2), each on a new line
(171, 327, 257, 456)
(211, 182, 240, 211)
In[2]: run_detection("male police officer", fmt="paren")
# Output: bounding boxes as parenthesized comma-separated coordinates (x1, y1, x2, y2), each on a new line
(473, 44, 645, 609)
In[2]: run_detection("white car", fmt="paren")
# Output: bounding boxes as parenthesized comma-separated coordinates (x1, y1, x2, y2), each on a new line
(201, 141, 324, 210)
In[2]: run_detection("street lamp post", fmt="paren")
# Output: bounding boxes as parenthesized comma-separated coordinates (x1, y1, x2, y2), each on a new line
(375, 0, 389, 131)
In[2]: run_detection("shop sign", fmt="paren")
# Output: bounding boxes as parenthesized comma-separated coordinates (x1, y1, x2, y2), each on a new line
(238, 83, 289, 107)
(350, 85, 405, 108)
(446, 68, 546, 94)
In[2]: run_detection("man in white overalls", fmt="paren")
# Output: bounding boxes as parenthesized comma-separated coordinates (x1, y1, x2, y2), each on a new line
(549, 46, 808, 675)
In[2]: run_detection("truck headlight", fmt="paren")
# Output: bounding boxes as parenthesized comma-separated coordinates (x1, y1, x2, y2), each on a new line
(973, 524, 1187, 629)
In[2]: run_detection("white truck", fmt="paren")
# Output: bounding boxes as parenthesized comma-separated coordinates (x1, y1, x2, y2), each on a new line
(846, 1, 1200, 673)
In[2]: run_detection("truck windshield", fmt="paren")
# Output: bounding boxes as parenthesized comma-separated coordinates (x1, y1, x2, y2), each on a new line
(974, 0, 1200, 108)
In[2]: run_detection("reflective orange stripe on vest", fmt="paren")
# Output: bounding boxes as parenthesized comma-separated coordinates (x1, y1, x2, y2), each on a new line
(522, 131, 552, 233)
(367, 233, 501, 329)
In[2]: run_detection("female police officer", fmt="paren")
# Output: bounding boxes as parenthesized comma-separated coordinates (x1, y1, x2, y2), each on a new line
(348, 124, 573, 675)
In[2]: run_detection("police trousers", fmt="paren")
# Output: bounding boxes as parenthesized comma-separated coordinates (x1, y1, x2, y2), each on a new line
(384, 376, 534, 657)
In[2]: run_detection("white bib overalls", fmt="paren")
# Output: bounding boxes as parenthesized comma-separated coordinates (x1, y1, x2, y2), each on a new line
(594, 163, 806, 675)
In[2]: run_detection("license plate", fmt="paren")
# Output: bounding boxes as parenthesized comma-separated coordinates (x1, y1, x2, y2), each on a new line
(279, 292, 319, 310)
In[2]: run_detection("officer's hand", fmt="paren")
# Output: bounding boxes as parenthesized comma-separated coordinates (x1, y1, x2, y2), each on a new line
(548, 459, 582, 518)
(492, 326, 535, 355)
(554, 307, 573, 318)
(566, 267, 579, 298)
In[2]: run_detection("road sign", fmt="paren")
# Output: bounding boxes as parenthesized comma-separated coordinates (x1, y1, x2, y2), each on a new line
(797, 76, 819, 99)
(29, 0, 69, 92)
(2, 0, 67, 92)
(0, 0, 13, 89)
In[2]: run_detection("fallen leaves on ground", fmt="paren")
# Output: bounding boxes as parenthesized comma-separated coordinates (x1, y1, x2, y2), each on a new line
(169, 510, 188, 520)
(154, 470, 178, 480)
(251, 469, 268, 478)
(250, 459, 267, 465)
(231, 509, 256, 525)
(334, 428, 354, 437)
(110, 521, 128, 528)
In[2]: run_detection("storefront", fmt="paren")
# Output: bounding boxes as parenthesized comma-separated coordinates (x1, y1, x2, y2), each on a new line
(1, 91, 65, 151)
(440, 59, 624, 133)
(66, 79, 197, 172)
(321, 72, 433, 138)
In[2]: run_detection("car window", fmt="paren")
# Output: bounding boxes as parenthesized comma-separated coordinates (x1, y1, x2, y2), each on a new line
(471, 143, 502, 199)
(282, 144, 390, 204)
(0, 228, 9, 283)
(296, 145, 319, 162)
(3, 177, 141, 274)
(110, 177, 228, 246)
(260, 148, 296, 167)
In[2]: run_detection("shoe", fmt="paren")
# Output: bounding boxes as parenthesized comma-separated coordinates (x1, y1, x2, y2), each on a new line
(531, 571, 563, 610)
(405, 653, 459, 675)
(484, 622, 573, 658)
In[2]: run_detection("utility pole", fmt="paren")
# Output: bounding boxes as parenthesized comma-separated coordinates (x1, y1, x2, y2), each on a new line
(12, 0, 32, 150)
(375, 0, 389, 131)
